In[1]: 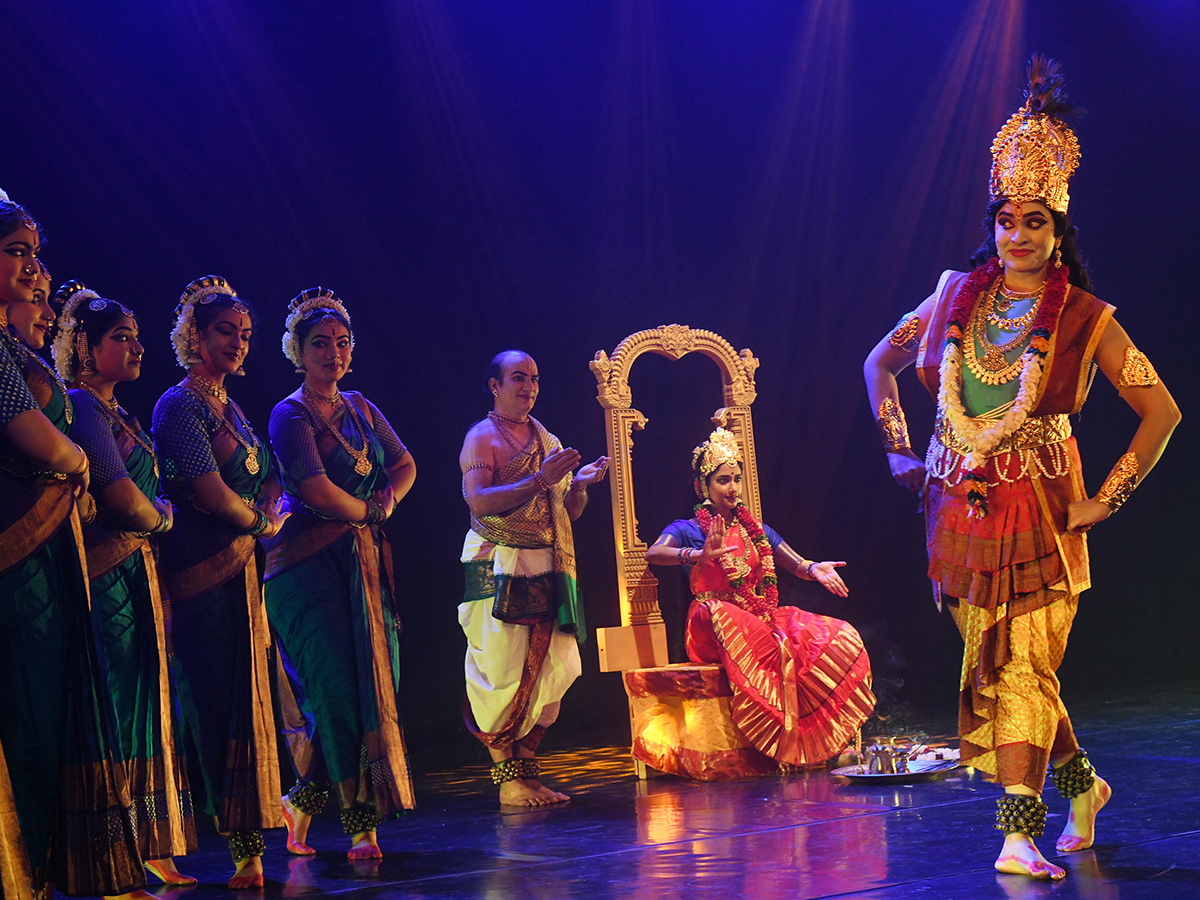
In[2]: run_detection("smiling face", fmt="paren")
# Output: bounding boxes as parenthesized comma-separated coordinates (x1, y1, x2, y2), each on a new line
(705, 462, 743, 518)
(7, 271, 55, 348)
(490, 353, 539, 418)
(300, 317, 352, 385)
(198, 306, 252, 377)
(0, 225, 41, 306)
(993, 200, 1061, 282)
(87, 315, 144, 384)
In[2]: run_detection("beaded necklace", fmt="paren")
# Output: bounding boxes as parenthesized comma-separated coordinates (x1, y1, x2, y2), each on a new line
(487, 411, 534, 453)
(303, 390, 372, 476)
(302, 380, 343, 408)
(75, 381, 159, 480)
(6, 331, 73, 425)
(182, 377, 261, 475)
(964, 279, 1042, 386)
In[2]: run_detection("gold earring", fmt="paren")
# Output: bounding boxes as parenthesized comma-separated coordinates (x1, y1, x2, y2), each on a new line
(1054, 247, 1063, 269)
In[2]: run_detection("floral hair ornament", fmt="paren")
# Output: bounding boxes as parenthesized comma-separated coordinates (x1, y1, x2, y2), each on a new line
(989, 55, 1081, 214)
(171, 275, 246, 369)
(691, 427, 743, 500)
(281, 286, 354, 370)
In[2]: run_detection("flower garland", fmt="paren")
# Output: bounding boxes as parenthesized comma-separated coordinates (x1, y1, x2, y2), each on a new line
(170, 276, 241, 369)
(50, 282, 100, 382)
(939, 257, 1070, 517)
(694, 502, 778, 622)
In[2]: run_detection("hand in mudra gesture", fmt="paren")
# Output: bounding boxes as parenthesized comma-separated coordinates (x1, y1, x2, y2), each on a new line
(700, 515, 735, 564)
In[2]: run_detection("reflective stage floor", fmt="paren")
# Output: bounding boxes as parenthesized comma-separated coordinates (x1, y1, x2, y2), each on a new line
(91, 685, 1200, 899)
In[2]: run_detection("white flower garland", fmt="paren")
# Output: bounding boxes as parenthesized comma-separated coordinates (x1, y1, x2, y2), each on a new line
(171, 278, 238, 368)
(50, 285, 101, 381)
(281, 288, 354, 368)
(937, 340, 1045, 471)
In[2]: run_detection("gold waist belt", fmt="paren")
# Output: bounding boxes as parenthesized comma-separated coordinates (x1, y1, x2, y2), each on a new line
(935, 413, 1072, 456)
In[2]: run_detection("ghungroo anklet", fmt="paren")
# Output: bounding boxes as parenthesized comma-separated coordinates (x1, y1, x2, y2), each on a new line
(340, 804, 378, 835)
(517, 758, 540, 780)
(491, 758, 523, 785)
(1050, 749, 1096, 799)
(288, 780, 330, 816)
(994, 795, 1047, 837)
(229, 830, 266, 861)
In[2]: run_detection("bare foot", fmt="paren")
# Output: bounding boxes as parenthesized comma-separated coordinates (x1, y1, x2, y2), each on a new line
(1057, 774, 1111, 852)
(228, 856, 264, 890)
(281, 795, 315, 855)
(994, 833, 1065, 880)
(145, 857, 198, 885)
(348, 830, 383, 860)
(499, 777, 569, 806)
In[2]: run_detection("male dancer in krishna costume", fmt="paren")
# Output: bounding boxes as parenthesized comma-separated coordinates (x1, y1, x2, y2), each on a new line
(458, 350, 608, 806)
(864, 58, 1179, 879)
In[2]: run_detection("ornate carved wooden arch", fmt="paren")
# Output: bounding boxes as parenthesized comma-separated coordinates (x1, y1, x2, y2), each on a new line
(590, 324, 762, 633)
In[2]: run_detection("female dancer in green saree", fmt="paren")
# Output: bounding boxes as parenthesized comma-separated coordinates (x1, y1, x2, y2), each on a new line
(152, 276, 287, 889)
(0, 195, 146, 899)
(265, 288, 416, 860)
(53, 281, 198, 885)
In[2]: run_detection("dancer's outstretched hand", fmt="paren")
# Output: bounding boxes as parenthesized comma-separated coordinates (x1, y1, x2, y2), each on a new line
(810, 561, 849, 598)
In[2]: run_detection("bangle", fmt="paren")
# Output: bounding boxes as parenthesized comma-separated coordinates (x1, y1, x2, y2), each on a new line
(533, 471, 551, 492)
(677, 547, 694, 566)
(150, 509, 170, 534)
(806, 561, 818, 580)
(361, 498, 385, 526)
(67, 445, 89, 476)
(1096, 451, 1139, 512)
(876, 398, 911, 453)
(246, 508, 269, 537)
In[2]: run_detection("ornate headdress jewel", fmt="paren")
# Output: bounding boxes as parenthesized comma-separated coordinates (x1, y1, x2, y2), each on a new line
(0, 185, 37, 231)
(989, 55, 1080, 214)
(692, 427, 743, 478)
(171, 275, 243, 368)
(51, 280, 100, 382)
(281, 286, 354, 367)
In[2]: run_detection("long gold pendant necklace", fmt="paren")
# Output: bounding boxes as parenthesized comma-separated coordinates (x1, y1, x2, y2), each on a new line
(302, 382, 373, 476)
(963, 279, 1041, 386)
(184, 374, 261, 475)
(76, 381, 160, 480)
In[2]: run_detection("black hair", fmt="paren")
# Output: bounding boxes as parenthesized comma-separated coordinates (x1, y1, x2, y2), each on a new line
(194, 294, 258, 335)
(968, 197, 1092, 293)
(0, 199, 44, 242)
(485, 349, 532, 399)
(79, 298, 136, 350)
(295, 307, 351, 348)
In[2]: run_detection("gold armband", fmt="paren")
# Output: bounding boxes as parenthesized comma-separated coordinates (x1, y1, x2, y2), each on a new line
(876, 398, 910, 452)
(1096, 451, 1139, 512)
(1117, 346, 1158, 389)
(888, 311, 920, 352)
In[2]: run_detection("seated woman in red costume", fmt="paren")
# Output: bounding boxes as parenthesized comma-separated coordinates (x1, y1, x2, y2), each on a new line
(645, 428, 875, 770)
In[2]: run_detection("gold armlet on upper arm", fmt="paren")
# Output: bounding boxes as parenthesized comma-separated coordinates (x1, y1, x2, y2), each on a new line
(1117, 346, 1159, 389)
(887, 311, 920, 352)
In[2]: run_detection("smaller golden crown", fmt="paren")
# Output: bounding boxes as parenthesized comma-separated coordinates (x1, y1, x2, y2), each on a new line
(989, 57, 1080, 214)
(693, 427, 742, 477)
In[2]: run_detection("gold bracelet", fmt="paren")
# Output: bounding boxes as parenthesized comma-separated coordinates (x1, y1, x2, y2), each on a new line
(68, 445, 89, 476)
(876, 398, 911, 452)
(1096, 451, 1139, 512)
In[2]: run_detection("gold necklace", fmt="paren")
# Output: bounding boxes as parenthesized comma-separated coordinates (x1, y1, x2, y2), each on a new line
(183, 381, 260, 475)
(185, 371, 228, 404)
(963, 281, 1036, 386)
(489, 409, 529, 425)
(992, 280, 1046, 314)
(302, 380, 343, 408)
(305, 394, 372, 475)
(75, 381, 159, 480)
(8, 333, 73, 425)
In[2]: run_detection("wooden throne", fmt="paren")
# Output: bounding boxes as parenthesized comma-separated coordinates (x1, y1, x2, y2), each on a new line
(590, 325, 777, 779)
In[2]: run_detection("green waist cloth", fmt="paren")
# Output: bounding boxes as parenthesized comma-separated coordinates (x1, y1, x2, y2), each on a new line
(463, 558, 584, 642)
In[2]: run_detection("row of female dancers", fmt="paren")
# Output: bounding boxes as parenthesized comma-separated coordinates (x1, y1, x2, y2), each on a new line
(0, 192, 413, 897)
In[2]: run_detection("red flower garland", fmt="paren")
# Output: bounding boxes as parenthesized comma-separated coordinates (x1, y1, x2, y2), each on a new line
(694, 503, 778, 622)
(941, 257, 1071, 517)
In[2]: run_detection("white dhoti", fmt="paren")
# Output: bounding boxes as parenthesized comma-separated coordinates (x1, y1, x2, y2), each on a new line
(459, 532, 581, 748)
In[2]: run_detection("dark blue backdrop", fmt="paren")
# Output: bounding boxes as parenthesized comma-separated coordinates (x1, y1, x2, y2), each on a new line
(3, 0, 1196, 755)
